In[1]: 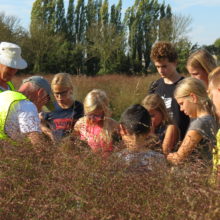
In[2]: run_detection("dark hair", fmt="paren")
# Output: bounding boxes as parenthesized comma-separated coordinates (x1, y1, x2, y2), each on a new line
(120, 104, 151, 135)
(150, 41, 178, 62)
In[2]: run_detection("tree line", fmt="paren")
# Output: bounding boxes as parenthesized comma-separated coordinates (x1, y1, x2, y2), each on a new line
(0, 0, 220, 75)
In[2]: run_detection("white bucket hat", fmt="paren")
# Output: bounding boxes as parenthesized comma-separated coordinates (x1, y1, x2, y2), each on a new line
(0, 42, 27, 69)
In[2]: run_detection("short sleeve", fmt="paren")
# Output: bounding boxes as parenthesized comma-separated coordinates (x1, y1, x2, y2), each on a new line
(16, 100, 41, 134)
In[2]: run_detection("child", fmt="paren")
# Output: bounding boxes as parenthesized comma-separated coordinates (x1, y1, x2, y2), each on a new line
(187, 49, 217, 87)
(142, 94, 179, 155)
(40, 73, 84, 142)
(167, 77, 218, 165)
(208, 66, 220, 185)
(74, 89, 118, 155)
(148, 41, 190, 140)
(116, 104, 166, 172)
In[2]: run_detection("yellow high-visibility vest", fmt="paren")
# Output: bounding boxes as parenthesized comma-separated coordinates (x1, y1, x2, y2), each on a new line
(0, 91, 27, 139)
(0, 81, 15, 93)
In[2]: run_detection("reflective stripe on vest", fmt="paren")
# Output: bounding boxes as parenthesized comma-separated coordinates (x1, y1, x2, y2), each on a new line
(0, 91, 27, 139)
(0, 81, 15, 93)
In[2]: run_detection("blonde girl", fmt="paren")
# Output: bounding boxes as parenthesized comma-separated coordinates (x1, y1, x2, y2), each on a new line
(142, 94, 179, 155)
(40, 73, 83, 142)
(167, 77, 218, 165)
(74, 89, 118, 155)
(187, 49, 217, 87)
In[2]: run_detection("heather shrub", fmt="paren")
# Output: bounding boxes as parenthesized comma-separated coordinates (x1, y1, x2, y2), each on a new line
(1, 138, 220, 219)
(2, 74, 220, 219)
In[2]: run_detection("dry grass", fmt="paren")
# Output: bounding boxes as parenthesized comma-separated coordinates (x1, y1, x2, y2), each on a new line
(13, 74, 159, 119)
(1, 74, 219, 219)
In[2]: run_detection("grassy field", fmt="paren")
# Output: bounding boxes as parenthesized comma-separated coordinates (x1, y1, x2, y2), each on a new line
(13, 74, 159, 120)
(1, 74, 220, 220)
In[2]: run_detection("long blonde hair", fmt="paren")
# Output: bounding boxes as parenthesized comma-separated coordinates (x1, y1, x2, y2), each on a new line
(174, 77, 216, 118)
(187, 49, 217, 75)
(83, 89, 114, 145)
(84, 89, 110, 116)
(142, 94, 172, 125)
(209, 66, 220, 87)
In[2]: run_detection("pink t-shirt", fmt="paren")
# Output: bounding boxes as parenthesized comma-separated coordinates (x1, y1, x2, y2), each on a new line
(78, 122, 113, 153)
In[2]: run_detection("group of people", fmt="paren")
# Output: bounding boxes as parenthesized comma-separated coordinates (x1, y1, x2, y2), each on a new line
(1, 41, 220, 184)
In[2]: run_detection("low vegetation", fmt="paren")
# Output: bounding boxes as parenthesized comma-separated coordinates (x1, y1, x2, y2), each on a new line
(1, 74, 220, 220)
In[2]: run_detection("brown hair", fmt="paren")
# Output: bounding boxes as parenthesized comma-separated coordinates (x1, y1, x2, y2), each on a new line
(150, 41, 178, 63)
(142, 94, 172, 125)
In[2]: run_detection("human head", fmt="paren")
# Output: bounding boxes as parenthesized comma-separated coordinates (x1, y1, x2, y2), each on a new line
(174, 77, 213, 118)
(150, 41, 178, 79)
(142, 94, 171, 128)
(0, 42, 27, 83)
(84, 89, 110, 123)
(18, 76, 54, 112)
(208, 66, 220, 118)
(51, 73, 74, 107)
(120, 104, 151, 136)
(187, 49, 217, 86)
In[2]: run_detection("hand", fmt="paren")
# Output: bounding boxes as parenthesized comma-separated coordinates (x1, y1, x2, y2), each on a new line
(167, 152, 181, 165)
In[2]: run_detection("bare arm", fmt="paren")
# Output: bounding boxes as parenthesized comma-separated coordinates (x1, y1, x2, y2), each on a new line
(39, 112, 56, 143)
(162, 124, 179, 155)
(167, 130, 202, 165)
(40, 120, 56, 143)
(26, 131, 48, 146)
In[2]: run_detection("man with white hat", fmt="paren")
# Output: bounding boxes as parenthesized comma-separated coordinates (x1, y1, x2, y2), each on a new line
(0, 76, 55, 146)
(0, 42, 27, 92)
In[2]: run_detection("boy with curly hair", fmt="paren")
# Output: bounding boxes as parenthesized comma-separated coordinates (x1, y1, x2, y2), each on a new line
(148, 41, 189, 140)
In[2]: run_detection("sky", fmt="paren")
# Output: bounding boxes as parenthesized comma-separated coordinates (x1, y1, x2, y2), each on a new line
(0, 0, 220, 46)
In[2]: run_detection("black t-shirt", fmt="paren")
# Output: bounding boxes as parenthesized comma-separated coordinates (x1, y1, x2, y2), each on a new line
(148, 77, 190, 140)
(42, 101, 84, 140)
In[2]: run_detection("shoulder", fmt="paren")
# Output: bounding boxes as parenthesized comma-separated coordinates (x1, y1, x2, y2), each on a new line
(188, 115, 218, 139)
(189, 115, 214, 129)
(74, 116, 87, 130)
(13, 100, 38, 113)
(148, 78, 163, 94)
(73, 100, 84, 113)
(74, 100, 83, 107)
(105, 118, 119, 129)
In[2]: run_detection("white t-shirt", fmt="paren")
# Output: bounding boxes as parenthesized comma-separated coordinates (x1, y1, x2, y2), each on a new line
(5, 100, 41, 140)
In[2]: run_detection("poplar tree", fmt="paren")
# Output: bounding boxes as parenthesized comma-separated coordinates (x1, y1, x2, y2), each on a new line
(75, 0, 86, 43)
(66, 0, 75, 41)
(55, 0, 66, 34)
(86, 0, 97, 27)
(125, 0, 161, 72)
(100, 0, 109, 26)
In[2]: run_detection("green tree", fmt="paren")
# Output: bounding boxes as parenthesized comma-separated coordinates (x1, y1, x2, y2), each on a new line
(75, 0, 86, 43)
(66, 0, 75, 41)
(100, 0, 109, 25)
(87, 23, 124, 74)
(55, 0, 67, 34)
(124, 0, 160, 72)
